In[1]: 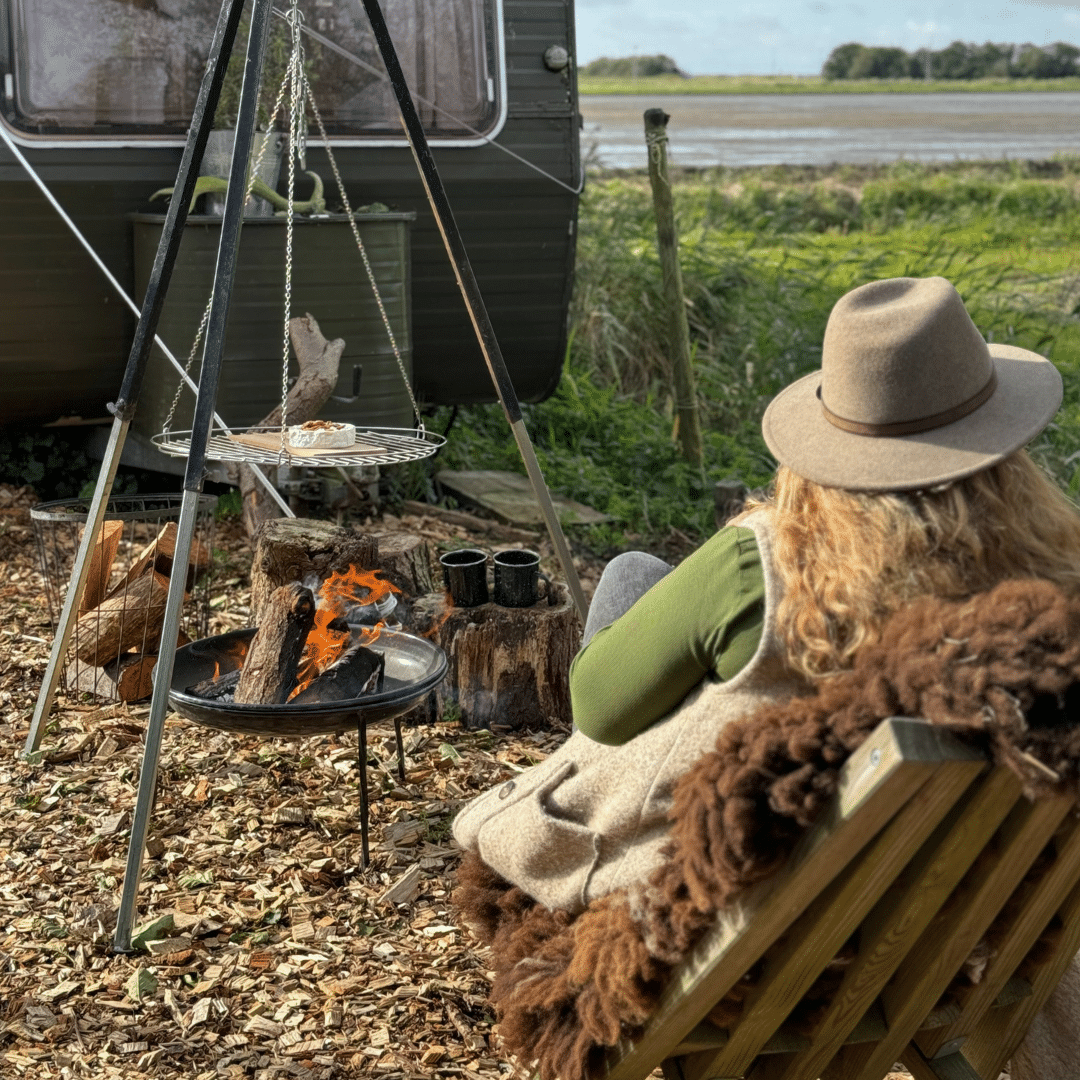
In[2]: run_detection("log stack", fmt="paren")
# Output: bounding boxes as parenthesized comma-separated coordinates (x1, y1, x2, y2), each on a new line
(66, 522, 212, 702)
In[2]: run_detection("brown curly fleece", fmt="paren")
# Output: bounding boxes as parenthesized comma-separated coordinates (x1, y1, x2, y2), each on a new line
(453, 579, 1080, 1080)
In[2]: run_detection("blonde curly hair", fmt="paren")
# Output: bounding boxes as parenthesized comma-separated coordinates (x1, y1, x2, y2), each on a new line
(745, 451, 1080, 681)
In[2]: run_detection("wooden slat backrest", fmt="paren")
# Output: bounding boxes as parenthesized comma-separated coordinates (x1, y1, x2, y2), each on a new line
(962, 873, 1080, 1078)
(680, 767, 1023, 1080)
(915, 813, 1080, 1060)
(599, 718, 1080, 1080)
(600, 719, 986, 1080)
(734, 769, 1038, 1080)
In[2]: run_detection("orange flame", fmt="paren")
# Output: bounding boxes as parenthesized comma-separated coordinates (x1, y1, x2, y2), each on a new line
(211, 638, 249, 682)
(420, 591, 454, 640)
(288, 566, 399, 700)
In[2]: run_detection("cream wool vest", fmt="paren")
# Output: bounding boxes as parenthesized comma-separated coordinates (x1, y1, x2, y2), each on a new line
(452, 511, 807, 914)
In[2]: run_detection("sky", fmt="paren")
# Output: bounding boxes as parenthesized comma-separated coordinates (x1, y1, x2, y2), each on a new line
(574, 0, 1080, 76)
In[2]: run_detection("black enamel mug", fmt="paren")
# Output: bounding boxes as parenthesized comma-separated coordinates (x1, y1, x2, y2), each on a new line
(493, 548, 550, 607)
(439, 548, 489, 606)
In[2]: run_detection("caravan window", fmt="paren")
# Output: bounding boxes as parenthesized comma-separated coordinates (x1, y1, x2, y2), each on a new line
(6, 0, 502, 138)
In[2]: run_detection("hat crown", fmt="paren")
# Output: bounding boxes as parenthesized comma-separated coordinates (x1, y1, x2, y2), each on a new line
(821, 277, 993, 428)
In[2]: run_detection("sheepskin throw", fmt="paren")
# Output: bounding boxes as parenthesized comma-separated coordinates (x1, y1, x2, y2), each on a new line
(453, 579, 1080, 1080)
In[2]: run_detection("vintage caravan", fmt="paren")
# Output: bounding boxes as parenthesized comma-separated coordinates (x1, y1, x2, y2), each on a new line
(0, 0, 580, 467)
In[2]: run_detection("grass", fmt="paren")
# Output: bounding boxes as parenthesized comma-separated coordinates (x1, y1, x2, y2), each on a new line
(577, 74, 1080, 96)
(419, 157, 1080, 554)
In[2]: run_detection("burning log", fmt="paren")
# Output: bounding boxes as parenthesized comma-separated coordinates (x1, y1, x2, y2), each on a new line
(188, 666, 242, 702)
(233, 583, 316, 705)
(73, 570, 170, 665)
(79, 520, 125, 615)
(289, 639, 384, 704)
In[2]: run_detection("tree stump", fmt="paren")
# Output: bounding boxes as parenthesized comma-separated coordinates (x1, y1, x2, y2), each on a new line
(369, 531, 434, 597)
(250, 519, 379, 622)
(409, 585, 580, 731)
(236, 313, 347, 538)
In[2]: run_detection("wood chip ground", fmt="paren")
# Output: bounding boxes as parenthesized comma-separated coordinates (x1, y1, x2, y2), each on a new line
(0, 483, 933, 1079)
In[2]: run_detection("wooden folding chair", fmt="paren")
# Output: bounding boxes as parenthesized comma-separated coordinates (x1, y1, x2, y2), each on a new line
(599, 718, 1080, 1080)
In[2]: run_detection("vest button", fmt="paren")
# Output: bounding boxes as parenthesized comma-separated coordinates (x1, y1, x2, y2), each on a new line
(498, 780, 515, 800)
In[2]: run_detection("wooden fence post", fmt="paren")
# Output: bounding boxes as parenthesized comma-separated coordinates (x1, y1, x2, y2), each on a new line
(644, 107, 704, 468)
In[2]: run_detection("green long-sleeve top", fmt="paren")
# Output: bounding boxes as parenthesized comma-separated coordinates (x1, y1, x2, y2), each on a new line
(569, 526, 767, 746)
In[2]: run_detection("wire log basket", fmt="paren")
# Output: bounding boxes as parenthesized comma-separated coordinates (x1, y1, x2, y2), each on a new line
(32, 493, 217, 704)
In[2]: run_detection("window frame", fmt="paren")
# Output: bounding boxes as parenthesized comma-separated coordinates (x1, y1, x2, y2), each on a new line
(0, 0, 507, 149)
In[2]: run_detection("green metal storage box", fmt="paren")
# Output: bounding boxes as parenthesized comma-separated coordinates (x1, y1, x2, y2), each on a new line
(130, 211, 414, 444)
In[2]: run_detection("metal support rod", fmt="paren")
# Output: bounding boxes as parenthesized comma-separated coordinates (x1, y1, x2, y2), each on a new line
(357, 716, 370, 868)
(23, 419, 127, 756)
(359, 0, 589, 625)
(20, 0, 285, 757)
(114, 0, 276, 951)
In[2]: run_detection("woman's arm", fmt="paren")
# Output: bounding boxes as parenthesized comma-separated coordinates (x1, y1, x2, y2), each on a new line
(569, 526, 765, 745)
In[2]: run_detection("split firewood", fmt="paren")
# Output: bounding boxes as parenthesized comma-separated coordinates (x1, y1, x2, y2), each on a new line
(73, 570, 170, 664)
(107, 654, 158, 702)
(290, 639, 384, 705)
(233, 582, 316, 705)
(66, 627, 191, 702)
(67, 653, 155, 701)
(107, 521, 212, 600)
(79, 520, 125, 615)
(237, 313, 346, 538)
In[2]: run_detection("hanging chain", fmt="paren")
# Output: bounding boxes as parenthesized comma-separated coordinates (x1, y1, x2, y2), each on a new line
(166, 5, 425, 445)
(277, 0, 306, 456)
(305, 84, 424, 433)
(163, 65, 293, 435)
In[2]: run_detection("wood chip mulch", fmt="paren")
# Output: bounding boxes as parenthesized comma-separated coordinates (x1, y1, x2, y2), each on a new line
(0, 483, 622, 1080)
(1, 483, 921, 1080)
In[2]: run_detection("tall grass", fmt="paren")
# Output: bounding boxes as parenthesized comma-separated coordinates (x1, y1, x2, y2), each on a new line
(428, 159, 1080, 552)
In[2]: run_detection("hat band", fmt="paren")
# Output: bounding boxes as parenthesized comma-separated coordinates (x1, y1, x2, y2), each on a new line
(820, 368, 998, 438)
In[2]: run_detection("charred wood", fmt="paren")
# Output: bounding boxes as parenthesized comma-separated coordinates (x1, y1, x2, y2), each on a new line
(291, 639, 385, 705)
(233, 582, 316, 705)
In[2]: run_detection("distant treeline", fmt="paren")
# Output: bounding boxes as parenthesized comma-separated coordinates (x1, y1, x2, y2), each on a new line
(823, 40, 1080, 80)
(580, 54, 688, 78)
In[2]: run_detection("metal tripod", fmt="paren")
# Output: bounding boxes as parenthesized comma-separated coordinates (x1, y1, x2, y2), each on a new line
(21, 0, 589, 952)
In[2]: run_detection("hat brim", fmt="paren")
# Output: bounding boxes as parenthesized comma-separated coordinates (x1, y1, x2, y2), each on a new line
(761, 344, 1063, 492)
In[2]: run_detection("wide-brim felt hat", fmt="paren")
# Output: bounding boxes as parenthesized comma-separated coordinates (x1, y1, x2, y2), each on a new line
(761, 276, 1063, 491)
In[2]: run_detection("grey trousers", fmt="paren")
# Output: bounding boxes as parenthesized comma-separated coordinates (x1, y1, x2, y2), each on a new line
(582, 550, 673, 646)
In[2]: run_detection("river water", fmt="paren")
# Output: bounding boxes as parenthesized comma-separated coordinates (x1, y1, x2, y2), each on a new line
(579, 93, 1080, 169)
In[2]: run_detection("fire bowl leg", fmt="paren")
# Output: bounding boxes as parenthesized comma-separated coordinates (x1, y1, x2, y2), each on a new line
(355, 716, 369, 868)
(394, 716, 406, 782)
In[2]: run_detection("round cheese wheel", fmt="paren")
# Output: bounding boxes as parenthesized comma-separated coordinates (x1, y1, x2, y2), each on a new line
(287, 422, 356, 449)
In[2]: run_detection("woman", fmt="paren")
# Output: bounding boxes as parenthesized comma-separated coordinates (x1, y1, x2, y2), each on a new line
(452, 276, 1080, 1077)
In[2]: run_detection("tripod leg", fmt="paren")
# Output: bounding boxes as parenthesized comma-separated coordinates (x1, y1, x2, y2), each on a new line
(24, 0, 250, 756)
(113, 0, 277, 952)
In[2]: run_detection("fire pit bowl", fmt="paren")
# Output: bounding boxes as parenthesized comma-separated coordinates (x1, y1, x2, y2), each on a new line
(166, 627, 447, 736)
